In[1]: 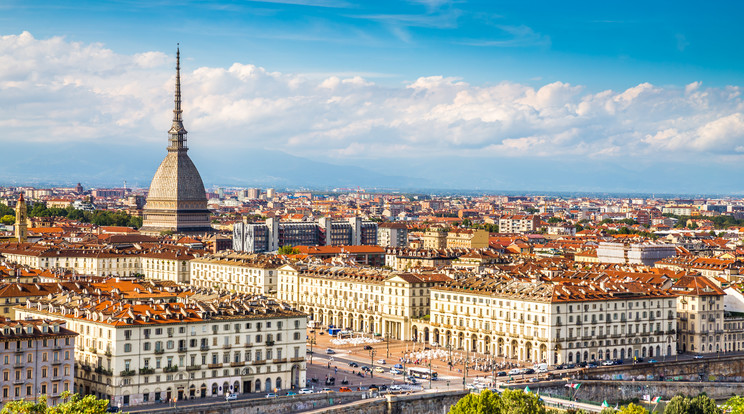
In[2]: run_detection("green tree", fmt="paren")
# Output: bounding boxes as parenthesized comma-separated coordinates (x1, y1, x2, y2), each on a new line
(0, 392, 110, 414)
(0, 215, 14, 225)
(548, 217, 564, 224)
(723, 395, 744, 414)
(618, 403, 647, 414)
(278, 244, 300, 255)
(664, 394, 721, 414)
(500, 389, 546, 414)
(449, 389, 546, 414)
(449, 389, 501, 414)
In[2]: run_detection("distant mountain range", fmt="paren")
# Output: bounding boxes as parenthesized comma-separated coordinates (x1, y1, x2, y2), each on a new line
(0, 140, 741, 196)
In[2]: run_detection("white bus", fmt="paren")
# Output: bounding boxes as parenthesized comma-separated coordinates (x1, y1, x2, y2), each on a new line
(407, 367, 437, 380)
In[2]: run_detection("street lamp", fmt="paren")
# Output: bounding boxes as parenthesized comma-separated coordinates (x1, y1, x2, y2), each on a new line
(369, 349, 377, 379)
(386, 332, 390, 358)
(309, 330, 317, 365)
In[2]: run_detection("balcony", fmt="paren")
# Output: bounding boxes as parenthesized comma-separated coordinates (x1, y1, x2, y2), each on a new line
(273, 358, 288, 364)
(185, 365, 201, 371)
(222, 345, 232, 349)
(253, 360, 266, 365)
(207, 363, 222, 369)
(290, 357, 305, 362)
(200, 346, 210, 351)
(51, 360, 62, 366)
(95, 366, 113, 376)
(265, 340, 275, 347)
(120, 369, 135, 377)
(244, 343, 253, 348)
(79, 364, 92, 372)
(666, 329, 676, 335)
(163, 366, 178, 373)
(139, 367, 155, 375)
(178, 347, 187, 353)
(230, 361, 245, 367)
(154, 349, 165, 355)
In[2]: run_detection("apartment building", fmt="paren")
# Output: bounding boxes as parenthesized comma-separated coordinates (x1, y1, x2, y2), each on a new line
(671, 275, 725, 354)
(0, 243, 198, 282)
(16, 293, 306, 408)
(446, 229, 488, 249)
(377, 222, 408, 248)
(596, 242, 677, 266)
(421, 231, 447, 250)
(427, 276, 677, 366)
(190, 253, 283, 295)
(276, 264, 449, 340)
(0, 318, 77, 406)
(498, 215, 540, 234)
(233, 217, 378, 253)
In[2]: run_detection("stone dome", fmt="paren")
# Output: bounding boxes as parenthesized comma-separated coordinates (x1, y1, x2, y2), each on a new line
(146, 151, 207, 202)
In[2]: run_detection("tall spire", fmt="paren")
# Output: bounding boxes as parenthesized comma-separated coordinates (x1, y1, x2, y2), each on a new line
(168, 44, 188, 152)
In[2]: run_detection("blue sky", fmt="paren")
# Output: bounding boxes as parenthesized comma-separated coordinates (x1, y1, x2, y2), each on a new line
(1, 0, 744, 193)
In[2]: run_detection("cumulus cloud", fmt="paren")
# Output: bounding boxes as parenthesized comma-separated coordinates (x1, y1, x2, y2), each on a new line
(1, 31, 744, 166)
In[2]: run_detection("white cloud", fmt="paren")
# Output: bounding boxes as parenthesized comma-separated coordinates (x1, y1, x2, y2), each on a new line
(1, 32, 744, 166)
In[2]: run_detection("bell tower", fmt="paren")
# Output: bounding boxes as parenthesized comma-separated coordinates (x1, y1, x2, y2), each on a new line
(15, 193, 27, 243)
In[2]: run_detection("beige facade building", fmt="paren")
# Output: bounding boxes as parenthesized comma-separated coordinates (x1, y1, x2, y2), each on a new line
(671, 275, 725, 354)
(190, 253, 282, 295)
(446, 229, 488, 249)
(0, 318, 77, 406)
(276, 264, 449, 340)
(426, 276, 677, 366)
(16, 292, 306, 409)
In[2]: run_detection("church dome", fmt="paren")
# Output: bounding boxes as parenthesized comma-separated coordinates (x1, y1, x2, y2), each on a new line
(146, 151, 207, 202)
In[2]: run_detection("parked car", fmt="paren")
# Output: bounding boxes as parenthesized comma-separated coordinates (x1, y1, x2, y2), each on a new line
(321, 388, 332, 393)
(364, 345, 373, 350)
(393, 364, 403, 369)
(390, 385, 402, 391)
(586, 363, 598, 368)
(299, 388, 313, 394)
(326, 348, 335, 354)
(348, 361, 359, 367)
(361, 366, 371, 372)
(286, 391, 297, 396)
(523, 368, 535, 375)
(537, 367, 548, 373)
(390, 368, 401, 375)
(368, 384, 379, 391)
(105, 407, 120, 413)
(265, 393, 277, 398)
(601, 360, 614, 366)
(648, 359, 658, 364)
(377, 359, 386, 365)
(508, 368, 521, 375)
(529, 377, 540, 383)
(374, 367, 385, 373)
(225, 393, 238, 401)
(566, 363, 576, 369)
(497, 371, 507, 377)
(694, 355, 704, 360)
(339, 387, 352, 392)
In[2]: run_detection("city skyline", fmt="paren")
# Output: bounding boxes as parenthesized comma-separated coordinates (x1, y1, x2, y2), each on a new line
(1, 1, 744, 193)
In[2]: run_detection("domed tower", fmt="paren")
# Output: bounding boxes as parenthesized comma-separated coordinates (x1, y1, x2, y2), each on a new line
(140, 47, 212, 235)
(15, 193, 27, 243)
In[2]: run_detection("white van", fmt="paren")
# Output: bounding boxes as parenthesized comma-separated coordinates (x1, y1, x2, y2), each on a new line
(534, 363, 548, 372)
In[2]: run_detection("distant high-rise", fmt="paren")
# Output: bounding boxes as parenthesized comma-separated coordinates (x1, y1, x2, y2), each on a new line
(140, 48, 212, 236)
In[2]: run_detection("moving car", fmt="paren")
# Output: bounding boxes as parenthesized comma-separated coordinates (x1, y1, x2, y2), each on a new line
(390, 368, 401, 375)
(361, 366, 371, 372)
(339, 387, 352, 392)
(265, 393, 277, 398)
(225, 393, 238, 401)
(299, 388, 313, 394)
(374, 367, 385, 373)
(694, 355, 704, 359)
(321, 388, 332, 393)
(389, 385, 401, 391)
(377, 359, 386, 365)
(364, 345, 373, 350)
(286, 391, 297, 396)
(348, 361, 359, 367)
(326, 348, 335, 354)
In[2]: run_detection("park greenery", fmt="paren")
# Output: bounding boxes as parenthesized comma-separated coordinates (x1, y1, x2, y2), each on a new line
(0, 202, 142, 229)
(0, 392, 111, 414)
(450, 391, 739, 414)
